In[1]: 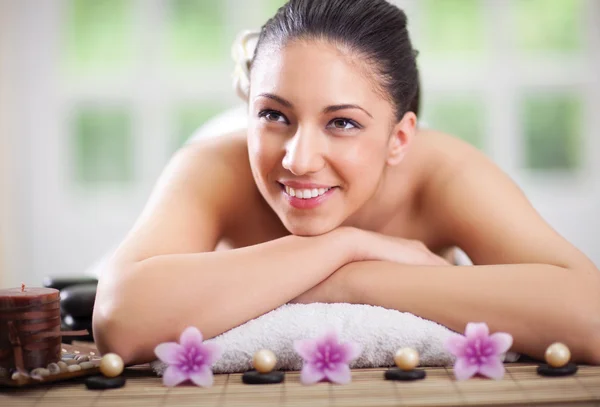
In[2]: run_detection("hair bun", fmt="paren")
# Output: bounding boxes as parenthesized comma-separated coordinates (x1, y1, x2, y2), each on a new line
(231, 30, 260, 101)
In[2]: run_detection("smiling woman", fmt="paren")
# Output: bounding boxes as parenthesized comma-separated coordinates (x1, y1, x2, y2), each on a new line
(248, 37, 418, 235)
(92, 0, 600, 367)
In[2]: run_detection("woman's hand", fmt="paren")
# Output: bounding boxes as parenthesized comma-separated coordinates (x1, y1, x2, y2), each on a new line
(289, 266, 349, 304)
(289, 228, 452, 305)
(344, 227, 451, 267)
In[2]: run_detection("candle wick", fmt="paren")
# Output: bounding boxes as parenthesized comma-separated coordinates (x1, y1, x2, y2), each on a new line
(21, 283, 25, 292)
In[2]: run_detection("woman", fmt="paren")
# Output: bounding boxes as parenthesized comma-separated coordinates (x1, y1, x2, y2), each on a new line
(93, 0, 600, 366)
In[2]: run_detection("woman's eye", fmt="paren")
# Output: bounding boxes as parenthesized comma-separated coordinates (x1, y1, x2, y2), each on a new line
(258, 110, 287, 124)
(327, 118, 360, 131)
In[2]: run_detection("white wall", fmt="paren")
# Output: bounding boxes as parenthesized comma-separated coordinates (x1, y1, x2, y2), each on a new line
(0, 0, 18, 287)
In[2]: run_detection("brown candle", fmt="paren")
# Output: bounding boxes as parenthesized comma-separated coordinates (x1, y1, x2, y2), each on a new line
(0, 285, 61, 371)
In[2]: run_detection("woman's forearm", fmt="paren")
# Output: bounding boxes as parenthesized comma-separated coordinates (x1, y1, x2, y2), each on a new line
(93, 228, 353, 365)
(342, 261, 600, 364)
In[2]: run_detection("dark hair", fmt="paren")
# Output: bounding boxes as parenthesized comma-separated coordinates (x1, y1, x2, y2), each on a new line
(252, 0, 420, 120)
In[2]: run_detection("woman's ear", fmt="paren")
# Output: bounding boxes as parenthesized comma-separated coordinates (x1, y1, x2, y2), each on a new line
(387, 111, 417, 166)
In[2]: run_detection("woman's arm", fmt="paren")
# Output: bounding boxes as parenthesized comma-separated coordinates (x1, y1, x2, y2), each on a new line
(95, 229, 353, 366)
(93, 137, 353, 365)
(340, 260, 600, 364)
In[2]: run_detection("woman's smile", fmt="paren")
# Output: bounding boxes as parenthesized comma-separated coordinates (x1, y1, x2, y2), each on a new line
(278, 181, 339, 209)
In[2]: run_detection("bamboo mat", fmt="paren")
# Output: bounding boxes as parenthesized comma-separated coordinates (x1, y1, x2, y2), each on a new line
(1, 363, 600, 406)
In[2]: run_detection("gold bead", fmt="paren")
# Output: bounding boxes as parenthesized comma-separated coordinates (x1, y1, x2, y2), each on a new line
(545, 342, 571, 368)
(394, 347, 419, 371)
(100, 353, 124, 378)
(253, 349, 277, 374)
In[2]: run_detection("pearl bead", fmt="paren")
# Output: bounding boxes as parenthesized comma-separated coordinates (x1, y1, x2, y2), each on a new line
(100, 353, 124, 378)
(394, 347, 419, 371)
(253, 349, 277, 374)
(545, 342, 571, 368)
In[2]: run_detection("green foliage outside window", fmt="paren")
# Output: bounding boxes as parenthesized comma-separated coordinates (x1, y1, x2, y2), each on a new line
(73, 107, 134, 184)
(513, 0, 583, 51)
(65, 0, 134, 74)
(423, 96, 486, 150)
(522, 93, 581, 171)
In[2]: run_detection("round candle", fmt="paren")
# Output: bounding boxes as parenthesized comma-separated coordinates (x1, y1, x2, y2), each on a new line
(0, 285, 62, 371)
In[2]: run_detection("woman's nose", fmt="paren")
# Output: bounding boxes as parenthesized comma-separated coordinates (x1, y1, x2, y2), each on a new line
(282, 130, 325, 176)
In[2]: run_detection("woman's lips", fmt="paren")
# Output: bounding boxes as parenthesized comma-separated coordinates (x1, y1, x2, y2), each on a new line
(279, 180, 333, 189)
(279, 183, 337, 209)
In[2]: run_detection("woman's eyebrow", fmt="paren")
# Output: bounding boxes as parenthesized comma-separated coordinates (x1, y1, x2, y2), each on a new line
(323, 104, 373, 119)
(257, 93, 373, 119)
(257, 93, 293, 108)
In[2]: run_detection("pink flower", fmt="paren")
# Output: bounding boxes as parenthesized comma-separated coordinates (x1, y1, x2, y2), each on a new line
(445, 322, 513, 380)
(154, 326, 222, 387)
(294, 330, 362, 385)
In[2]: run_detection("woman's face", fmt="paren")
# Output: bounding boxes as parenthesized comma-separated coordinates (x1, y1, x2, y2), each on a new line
(247, 39, 400, 236)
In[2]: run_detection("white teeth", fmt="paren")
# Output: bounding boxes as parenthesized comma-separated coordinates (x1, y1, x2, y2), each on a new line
(285, 186, 332, 199)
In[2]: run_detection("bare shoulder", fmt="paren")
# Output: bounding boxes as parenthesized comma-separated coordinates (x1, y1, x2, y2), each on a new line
(411, 128, 492, 210)
(174, 131, 259, 225)
(414, 128, 505, 199)
(415, 129, 596, 270)
(179, 132, 251, 187)
(180, 130, 250, 175)
(415, 128, 485, 171)
(112, 130, 256, 263)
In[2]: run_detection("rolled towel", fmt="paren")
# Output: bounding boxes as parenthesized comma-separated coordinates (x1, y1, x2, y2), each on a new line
(151, 303, 519, 375)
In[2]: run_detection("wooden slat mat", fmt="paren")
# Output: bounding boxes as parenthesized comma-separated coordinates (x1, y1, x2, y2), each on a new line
(2, 363, 600, 406)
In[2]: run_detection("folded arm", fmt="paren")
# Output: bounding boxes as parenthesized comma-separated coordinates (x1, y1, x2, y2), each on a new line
(92, 140, 354, 366)
(340, 260, 600, 364)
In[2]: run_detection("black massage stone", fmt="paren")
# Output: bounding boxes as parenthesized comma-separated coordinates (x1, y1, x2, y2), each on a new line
(44, 276, 98, 291)
(242, 370, 285, 384)
(63, 314, 93, 332)
(537, 363, 578, 377)
(60, 283, 97, 318)
(62, 314, 94, 342)
(85, 375, 126, 390)
(384, 368, 427, 381)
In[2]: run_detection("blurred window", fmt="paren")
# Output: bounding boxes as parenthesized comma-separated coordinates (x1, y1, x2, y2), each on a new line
(513, 0, 584, 51)
(72, 106, 134, 184)
(65, 0, 134, 75)
(421, 0, 485, 53)
(521, 92, 582, 171)
(61, 0, 591, 186)
(422, 94, 486, 150)
(174, 103, 229, 151)
(166, 0, 227, 68)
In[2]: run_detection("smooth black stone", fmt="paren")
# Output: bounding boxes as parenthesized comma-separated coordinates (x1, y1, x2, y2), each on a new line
(62, 314, 94, 342)
(60, 321, 78, 344)
(85, 375, 126, 390)
(60, 283, 97, 318)
(44, 276, 98, 291)
(384, 368, 426, 381)
(537, 363, 578, 377)
(63, 314, 92, 331)
(242, 370, 285, 384)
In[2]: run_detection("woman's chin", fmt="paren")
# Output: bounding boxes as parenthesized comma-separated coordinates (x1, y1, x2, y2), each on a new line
(283, 219, 338, 237)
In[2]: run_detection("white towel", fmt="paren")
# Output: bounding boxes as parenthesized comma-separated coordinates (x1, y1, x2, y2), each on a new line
(151, 303, 519, 375)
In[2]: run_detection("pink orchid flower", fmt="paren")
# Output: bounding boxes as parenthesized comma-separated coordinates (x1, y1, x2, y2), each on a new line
(294, 330, 362, 385)
(154, 326, 222, 387)
(445, 322, 513, 380)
